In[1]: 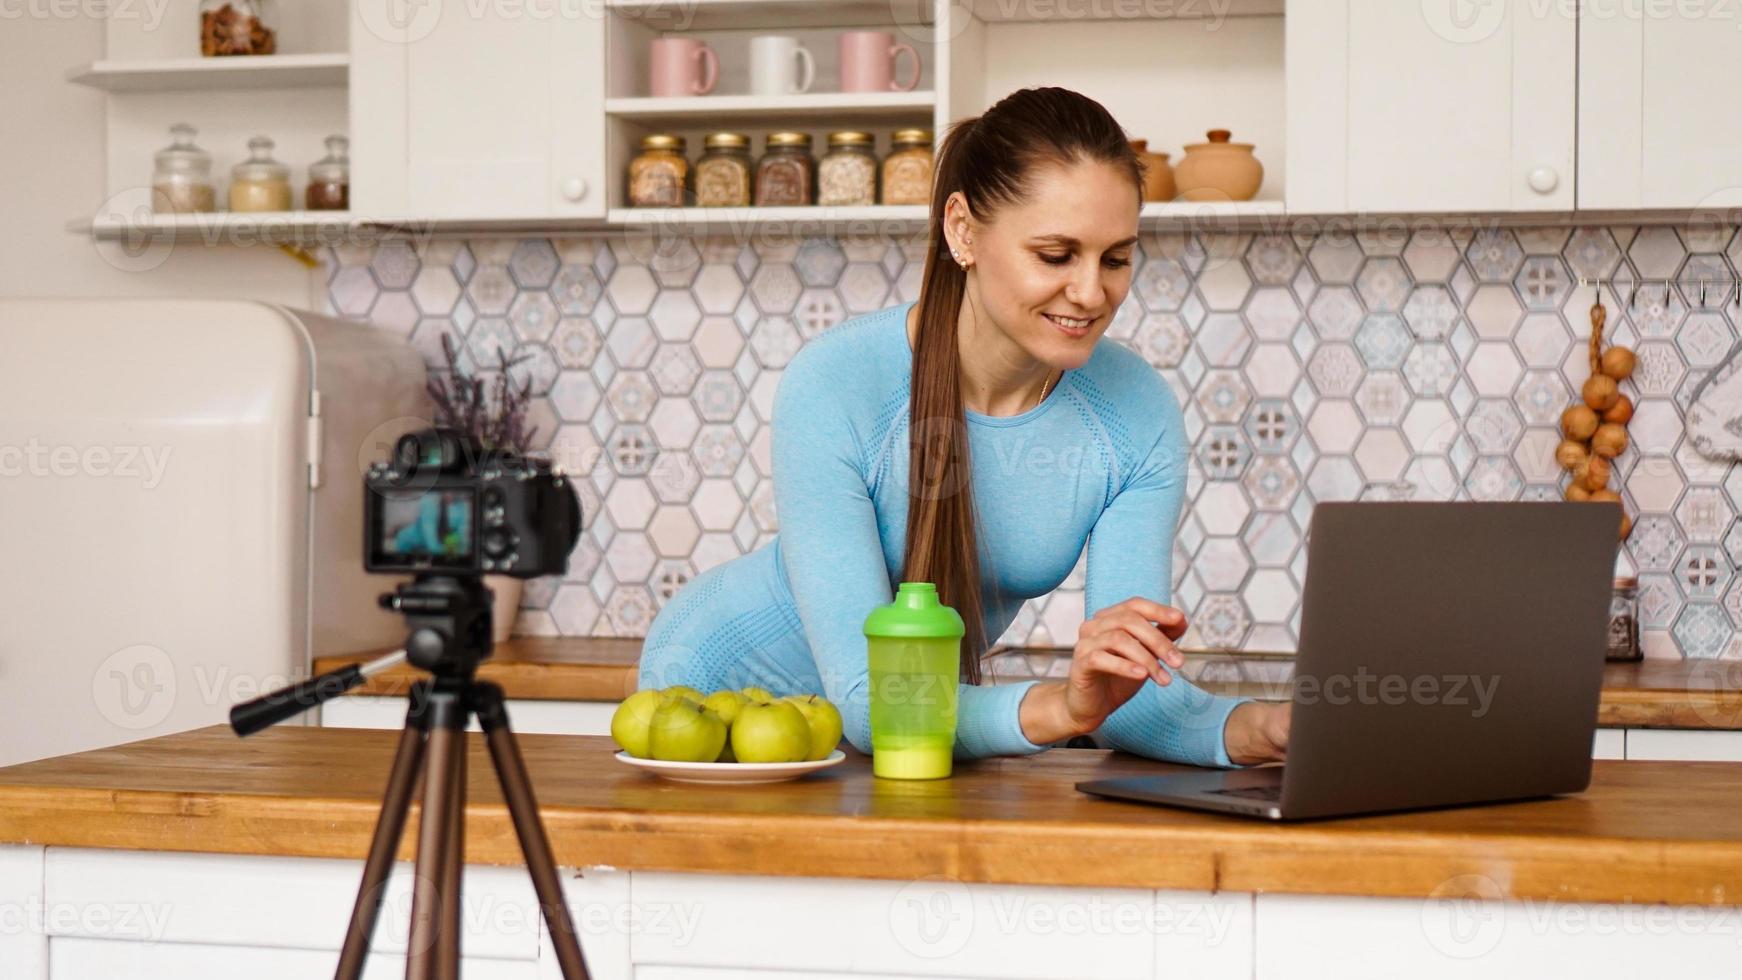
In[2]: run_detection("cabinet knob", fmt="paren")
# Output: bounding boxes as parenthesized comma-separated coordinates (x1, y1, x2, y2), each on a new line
(561, 177, 588, 202)
(1528, 167, 1559, 194)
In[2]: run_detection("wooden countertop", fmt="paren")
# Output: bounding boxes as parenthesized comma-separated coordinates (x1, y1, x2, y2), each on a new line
(0, 725, 1737, 906)
(317, 639, 1742, 731)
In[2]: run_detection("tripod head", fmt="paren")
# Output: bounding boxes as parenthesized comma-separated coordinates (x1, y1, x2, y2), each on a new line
(381, 574, 496, 680)
(229, 572, 502, 737)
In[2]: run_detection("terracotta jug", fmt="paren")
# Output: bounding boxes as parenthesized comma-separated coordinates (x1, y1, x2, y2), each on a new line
(1173, 129, 1263, 202)
(1128, 139, 1175, 203)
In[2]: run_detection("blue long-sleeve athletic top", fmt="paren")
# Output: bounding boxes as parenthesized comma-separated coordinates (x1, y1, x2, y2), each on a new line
(637, 300, 1251, 767)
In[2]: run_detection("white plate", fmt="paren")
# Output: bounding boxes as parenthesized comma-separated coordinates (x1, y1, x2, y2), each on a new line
(614, 749, 846, 784)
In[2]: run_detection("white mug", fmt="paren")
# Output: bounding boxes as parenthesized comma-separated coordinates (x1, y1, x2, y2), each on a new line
(748, 35, 816, 96)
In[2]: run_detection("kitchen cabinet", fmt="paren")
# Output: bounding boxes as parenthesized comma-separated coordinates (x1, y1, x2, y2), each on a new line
(1578, 6, 1742, 209)
(1623, 729, 1742, 762)
(1286, 0, 1575, 213)
(350, 0, 606, 221)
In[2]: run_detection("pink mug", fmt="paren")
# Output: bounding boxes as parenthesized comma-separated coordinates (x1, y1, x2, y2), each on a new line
(650, 37, 718, 97)
(838, 30, 920, 93)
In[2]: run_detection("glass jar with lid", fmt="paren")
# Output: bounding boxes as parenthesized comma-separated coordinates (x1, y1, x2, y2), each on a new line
(817, 131, 877, 207)
(754, 132, 814, 207)
(229, 135, 293, 212)
(881, 128, 934, 205)
(151, 123, 217, 214)
(628, 134, 689, 207)
(305, 135, 349, 211)
(694, 133, 752, 208)
(199, 0, 277, 56)
(1607, 576, 1640, 661)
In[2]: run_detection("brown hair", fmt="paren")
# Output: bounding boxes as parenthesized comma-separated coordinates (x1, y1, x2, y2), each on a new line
(902, 87, 1143, 684)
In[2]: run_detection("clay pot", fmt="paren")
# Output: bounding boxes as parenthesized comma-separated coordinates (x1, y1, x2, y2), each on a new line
(488, 575, 523, 643)
(1128, 139, 1176, 203)
(1173, 129, 1263, 202)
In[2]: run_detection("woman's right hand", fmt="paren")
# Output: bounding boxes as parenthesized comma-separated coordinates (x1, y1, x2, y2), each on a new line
(1017, 598, 1191, 745)
(1059, 597, 1188, 737)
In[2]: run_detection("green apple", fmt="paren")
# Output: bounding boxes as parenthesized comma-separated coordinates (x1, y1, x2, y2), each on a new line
(782, 694, 844, 761)
(702, 689, 748, 726)
(648, 698, 727, 763)
(662, 685, 705, 704)
(730, 699, 811, 763)
(739, 686, 776, 703)
(610, 689, 664, 758)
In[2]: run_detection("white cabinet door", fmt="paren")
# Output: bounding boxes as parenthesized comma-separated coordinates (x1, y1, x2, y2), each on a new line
(1624, 729, 1742, 762)
(1591, 728, 1625, 760)
(1579, 7, 1742, 209)
(350, 0, 606, 221)
(1287, 0, 1575, 213)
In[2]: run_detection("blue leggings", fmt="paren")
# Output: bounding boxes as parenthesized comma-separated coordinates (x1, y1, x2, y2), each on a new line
(637, 544, 832, 699)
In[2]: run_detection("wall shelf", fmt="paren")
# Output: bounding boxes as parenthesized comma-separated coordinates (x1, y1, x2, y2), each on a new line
(963, 0, 1281, 23)
(605, 91, 935, 126)
(74, 210, 355, 244)
(608, 205, 929, 227)
(606, 0, 932, 31)
(66, 54, 350, 92)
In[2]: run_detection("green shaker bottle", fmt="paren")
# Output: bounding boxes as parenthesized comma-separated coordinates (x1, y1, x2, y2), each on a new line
(863, 581, 962, 779)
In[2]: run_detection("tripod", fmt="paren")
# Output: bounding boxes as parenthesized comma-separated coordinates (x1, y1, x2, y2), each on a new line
(231, 575, 590, 980)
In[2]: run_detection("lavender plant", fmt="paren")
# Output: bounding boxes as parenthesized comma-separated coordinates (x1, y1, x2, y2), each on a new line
(427, 332, 539, 454)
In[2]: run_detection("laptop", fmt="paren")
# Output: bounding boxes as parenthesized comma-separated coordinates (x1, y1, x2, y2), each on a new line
(1077, 501, 1621, 821)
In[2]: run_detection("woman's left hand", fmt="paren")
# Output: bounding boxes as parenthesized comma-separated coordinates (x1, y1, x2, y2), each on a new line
(1223, 701, 1290, 766)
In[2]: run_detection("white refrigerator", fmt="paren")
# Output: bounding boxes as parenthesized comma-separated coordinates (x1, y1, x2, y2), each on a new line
(0, 298, 432, 765)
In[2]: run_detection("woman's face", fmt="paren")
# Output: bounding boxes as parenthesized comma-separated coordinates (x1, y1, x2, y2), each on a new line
(948, 157, 1140, 370)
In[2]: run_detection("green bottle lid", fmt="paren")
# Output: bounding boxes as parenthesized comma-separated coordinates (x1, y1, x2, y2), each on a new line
(862, 582, 965, 639)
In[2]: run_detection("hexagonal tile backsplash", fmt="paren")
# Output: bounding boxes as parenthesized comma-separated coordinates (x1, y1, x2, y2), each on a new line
(322, 226, 1742, 661)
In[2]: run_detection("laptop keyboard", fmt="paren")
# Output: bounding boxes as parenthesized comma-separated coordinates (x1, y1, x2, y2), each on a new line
(1206, 784, 1283, 802)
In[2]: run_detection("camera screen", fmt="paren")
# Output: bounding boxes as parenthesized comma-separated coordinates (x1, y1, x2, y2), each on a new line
(376, 490, 475, 566)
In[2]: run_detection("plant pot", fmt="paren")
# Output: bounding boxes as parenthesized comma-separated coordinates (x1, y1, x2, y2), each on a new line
(1173, 129, 1263, 202)
(488, 575, 523, 643)
(1129, 139, 1175, 203)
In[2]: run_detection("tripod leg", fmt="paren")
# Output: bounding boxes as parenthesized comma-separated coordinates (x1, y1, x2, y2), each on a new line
(475, 684, 590, 980)
(436, 729, 465, 980)
(336, 704, 429, 980)
(406, 689, 464, 980)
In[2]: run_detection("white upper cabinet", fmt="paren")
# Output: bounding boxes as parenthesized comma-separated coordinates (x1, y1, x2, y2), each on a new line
(350, 0, 606, 222)
(1579, 6, 1742, 209)
(1287, 0, 1575, 214)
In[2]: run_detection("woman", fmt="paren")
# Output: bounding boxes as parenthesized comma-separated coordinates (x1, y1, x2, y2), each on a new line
(640, 87, 1290, 767)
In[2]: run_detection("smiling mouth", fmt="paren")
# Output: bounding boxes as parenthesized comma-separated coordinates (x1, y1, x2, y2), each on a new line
(1044, 313, 1095, 331)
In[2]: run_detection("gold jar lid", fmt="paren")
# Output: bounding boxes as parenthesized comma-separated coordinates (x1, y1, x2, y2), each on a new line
(766, 131, 812, 147)
(704, 132, 750, 149)
(827, 131, 873, 146)
(640, 134, 685, 151)
(891, 128, 933, 145)
(1614, 576, 1639, 590)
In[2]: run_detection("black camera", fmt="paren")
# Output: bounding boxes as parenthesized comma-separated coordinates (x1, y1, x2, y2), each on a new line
(364, 428, 581, 579)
